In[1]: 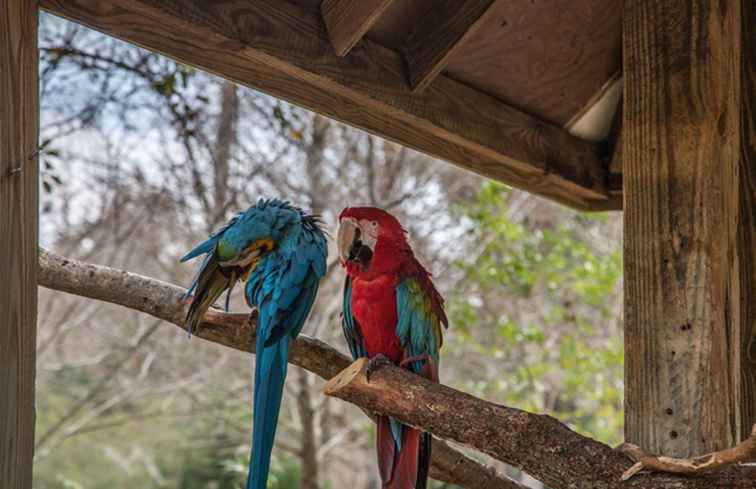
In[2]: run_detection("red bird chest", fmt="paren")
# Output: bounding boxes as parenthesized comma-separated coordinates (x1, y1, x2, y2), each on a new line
(350, 274, 403, 363)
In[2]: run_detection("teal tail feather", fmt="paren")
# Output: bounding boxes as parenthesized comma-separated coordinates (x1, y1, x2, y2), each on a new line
(246, 335, 290, 489)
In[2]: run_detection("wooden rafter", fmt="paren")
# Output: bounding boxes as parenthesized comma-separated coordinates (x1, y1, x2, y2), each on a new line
(401, 0, 495, 92)
(321, 0, 396, 57)
(605, 100, 622, 196)
(41, 0, 616, 211)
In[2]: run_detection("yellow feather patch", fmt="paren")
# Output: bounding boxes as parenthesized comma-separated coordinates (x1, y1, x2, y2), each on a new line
(240, 239, 275, 280)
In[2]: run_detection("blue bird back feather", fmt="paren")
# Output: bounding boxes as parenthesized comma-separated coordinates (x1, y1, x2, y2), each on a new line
(244, 208, 326, 489)
(181, 199, 327, 489)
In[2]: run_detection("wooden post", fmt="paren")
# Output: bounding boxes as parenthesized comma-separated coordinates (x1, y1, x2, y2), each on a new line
(739, 0, 756, 436)
(623, 0, 755, 457)
(0, 1, 39, 488)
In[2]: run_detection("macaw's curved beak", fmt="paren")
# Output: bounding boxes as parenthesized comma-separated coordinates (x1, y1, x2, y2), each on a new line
(337, 217, 373, 269)
(184, 256, 242, 336)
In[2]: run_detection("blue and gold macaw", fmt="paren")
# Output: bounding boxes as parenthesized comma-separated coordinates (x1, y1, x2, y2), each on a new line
(181, 199, 327, 489)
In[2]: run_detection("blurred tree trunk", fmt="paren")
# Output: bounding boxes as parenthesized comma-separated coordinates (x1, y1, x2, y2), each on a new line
(211, 81, 238, 225)
(305, 114, 331, 213)
(296, 370, 319, 489)
(319, 396, 332, 471)
(295, 113, 332, 489)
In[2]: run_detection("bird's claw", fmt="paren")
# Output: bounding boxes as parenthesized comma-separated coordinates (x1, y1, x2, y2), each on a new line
(399, 353, 431, 368)
(365, 354, 390, 383)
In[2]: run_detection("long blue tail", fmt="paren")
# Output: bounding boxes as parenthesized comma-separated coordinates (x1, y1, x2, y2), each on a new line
(246, 335, 290, 489)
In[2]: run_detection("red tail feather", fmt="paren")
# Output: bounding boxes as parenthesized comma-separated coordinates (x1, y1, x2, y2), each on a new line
(385, 427, 421, 489)
(376, 422, 430, 489)
(377, 416, 397, 484)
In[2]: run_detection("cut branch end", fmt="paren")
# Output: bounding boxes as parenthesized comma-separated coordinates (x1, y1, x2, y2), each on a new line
(324, 357, 368, 396)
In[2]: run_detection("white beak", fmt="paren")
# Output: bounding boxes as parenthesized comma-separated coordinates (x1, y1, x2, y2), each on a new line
(337, 217, 359, 264)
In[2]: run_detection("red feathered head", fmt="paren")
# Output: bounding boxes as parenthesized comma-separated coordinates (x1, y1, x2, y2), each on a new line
(337, 206, 410, 276)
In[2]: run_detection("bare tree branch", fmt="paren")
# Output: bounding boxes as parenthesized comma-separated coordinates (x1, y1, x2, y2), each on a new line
(37, 248, 521, 489)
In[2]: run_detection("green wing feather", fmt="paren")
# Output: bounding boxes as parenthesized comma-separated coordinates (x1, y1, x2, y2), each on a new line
(395, 276, 446, 377)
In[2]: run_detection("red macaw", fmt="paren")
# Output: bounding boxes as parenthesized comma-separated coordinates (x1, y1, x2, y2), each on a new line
(337, 207, 447, 489)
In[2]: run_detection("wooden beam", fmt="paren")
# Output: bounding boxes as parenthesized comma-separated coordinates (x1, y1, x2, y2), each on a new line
(41, 0, 615, 211)
(0, 1, 38, 488)
(623, 0, 752, 457)
(606, 99, 623, 197)
(401, 0, 495, 92)
(321, 0, 396, 57)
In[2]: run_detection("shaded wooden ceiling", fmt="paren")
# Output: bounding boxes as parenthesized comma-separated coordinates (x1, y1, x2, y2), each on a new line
(303, 0, 622, 130)
(42, 0, 624, 211)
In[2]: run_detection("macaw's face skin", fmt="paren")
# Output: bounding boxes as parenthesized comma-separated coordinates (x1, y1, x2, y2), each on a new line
(337, 206, 408, 278)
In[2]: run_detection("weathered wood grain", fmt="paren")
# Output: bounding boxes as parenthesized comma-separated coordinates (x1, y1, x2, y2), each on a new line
(324, 358, 756, 489)
(36, 249, 522, 489)
(401, 0, 494, 92)
(0, 1, 38, 488)
(321, 0, 396, 57)
(623, 0, 752, 457)
(444, 0, 622, 126)
(606, 100, 623, 199)
(739, 0, 756, 435)
(40, 0, 615, 211)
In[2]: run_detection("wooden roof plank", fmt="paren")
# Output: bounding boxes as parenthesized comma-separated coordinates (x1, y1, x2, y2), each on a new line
(402, 0, 496, 92)
(322, 0, 397, 57)
(41, 0, 615, 211)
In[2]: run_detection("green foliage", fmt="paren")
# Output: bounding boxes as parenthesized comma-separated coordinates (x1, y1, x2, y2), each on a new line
(447, 182, 624, 445)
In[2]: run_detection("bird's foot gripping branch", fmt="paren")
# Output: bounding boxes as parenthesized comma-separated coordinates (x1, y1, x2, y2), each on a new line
(39, 249, 756, 489)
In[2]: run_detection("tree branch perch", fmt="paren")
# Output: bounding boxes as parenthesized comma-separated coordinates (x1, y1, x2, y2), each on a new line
(323, 358, 756, 489)
(38, 249, 755, 489)
(37, 248, 521, 489)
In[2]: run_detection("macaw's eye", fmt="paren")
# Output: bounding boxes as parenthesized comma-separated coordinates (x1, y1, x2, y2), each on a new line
(370, 220, 378, 228)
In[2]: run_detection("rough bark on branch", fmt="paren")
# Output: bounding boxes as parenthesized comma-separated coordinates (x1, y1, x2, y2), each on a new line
(324, 357, 756, 489)
(37, 248, 521, 489)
